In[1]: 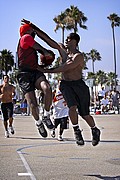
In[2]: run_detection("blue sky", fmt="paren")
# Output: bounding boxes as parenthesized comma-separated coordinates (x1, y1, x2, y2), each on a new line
(0, 0, 120, 78)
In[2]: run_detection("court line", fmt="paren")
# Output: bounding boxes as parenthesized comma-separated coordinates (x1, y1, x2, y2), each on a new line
(17, 150, 36, 180)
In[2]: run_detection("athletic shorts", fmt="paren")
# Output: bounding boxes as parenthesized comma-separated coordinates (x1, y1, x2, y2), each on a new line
(20, 103, 27, 108)
(60, 79, 90, 116)
(1, 102, 13, 121)
(54, 116, 68, 129)
(17, 70, 45, 94)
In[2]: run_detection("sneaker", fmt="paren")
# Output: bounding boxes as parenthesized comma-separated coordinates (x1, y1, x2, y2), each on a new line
(36, 122, 47, 138)
(42, 116, 54, 130)
(9, 126, 14, 134)
(92, 127, 101, 146)
(51, 130, 55, 138)
(58, 135, 63, 141)
(74, 129, 84, 146)
(5, 131, 9, 138)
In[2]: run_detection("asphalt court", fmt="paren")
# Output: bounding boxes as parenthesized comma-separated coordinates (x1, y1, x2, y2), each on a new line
(0, 114, 120, 180)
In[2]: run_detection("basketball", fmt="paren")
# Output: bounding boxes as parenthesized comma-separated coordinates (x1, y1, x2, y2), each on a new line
(40, 50, 55, 66)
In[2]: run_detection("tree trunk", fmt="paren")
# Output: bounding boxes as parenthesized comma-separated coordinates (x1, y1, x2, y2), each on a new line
(112, 26, 117, 89)
(92, 60, 95, 74)
(62, 27, 65, 44)
(5, 60, 7, 75)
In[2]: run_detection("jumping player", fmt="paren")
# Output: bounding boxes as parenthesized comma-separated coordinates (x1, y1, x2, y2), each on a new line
(37, 33, 101, 146)
(17, 23, 55, 138)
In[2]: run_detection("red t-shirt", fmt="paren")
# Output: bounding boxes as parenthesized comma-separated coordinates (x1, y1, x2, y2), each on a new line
(20, 34, 35, 49)
(18, 34, 38, 70)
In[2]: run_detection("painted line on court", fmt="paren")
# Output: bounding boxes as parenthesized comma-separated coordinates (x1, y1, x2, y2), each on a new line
(18, 173, 31, 176)
(17, 150, 36, 180)
(16, 140, 120, 179)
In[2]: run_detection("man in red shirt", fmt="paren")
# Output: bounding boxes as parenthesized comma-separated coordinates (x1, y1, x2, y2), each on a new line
(17, 24, 55, 138)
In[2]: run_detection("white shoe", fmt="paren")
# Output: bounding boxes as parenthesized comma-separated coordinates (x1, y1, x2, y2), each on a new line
(9, 126, 14, 134)
(5, 131, 9, 138)
(58, 136, 63, 141)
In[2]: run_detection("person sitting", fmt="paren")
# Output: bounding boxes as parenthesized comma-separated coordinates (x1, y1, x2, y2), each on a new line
(100, 94, 110, 114)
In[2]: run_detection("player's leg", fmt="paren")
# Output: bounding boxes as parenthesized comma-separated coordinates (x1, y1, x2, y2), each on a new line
(35, 77, 54, 130)
(25, 91, 47, 137)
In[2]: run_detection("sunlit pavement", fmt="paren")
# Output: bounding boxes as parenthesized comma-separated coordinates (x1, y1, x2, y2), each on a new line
(0, 114, 120, 180)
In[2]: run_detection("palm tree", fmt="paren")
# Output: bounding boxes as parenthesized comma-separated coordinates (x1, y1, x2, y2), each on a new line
(9, 67, 18, 84)
(86, 71, 96, 101)
(86, 49, 101, 74)
(107, 13, 120, 89)
(82, 52, 88, 70)
(87, 72, 96, 79)
(86, 49, 101, 101)
(52, 57, 62, 84)
(106, 72, 117, 90)
(65, 5, 88, 33)
(53, 12, 67, 44)
(96, 70, 107, 87)
(53, 6, 88, 43)
(0, 49, 14, 75)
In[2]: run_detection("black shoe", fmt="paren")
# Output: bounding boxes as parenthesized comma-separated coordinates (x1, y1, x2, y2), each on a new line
(51, 130, 55, 138)
(42, 116, 54, 130)
(36, 122, 47, 138)
(92, 127, 101, 146)
(74, 129, 84, 146)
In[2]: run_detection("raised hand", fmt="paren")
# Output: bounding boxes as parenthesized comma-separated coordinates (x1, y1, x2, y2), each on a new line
(21, 18, 30, 25)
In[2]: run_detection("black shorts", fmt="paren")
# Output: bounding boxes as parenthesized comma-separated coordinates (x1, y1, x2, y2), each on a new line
(17, 70, 45, 94)
(1, 102, 13, 121)
(54, 116, 68, 129)
(98, 96, 103, 101)
(60, 79, 90, 116)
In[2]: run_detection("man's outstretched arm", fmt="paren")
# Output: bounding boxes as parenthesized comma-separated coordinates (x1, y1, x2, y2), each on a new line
(21, 19, 60, 49)
(21, 19, 67, 61)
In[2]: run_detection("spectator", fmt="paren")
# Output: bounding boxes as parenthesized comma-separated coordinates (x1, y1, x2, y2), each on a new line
(98, 87, 106, 108)
(20, 98, 27, 115)
(100, 94, 110, 114)
(51, 83, 69, 141)
(111, 88, 120, 114)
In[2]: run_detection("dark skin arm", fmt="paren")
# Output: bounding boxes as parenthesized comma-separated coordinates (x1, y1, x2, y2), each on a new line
(32, 41, 52, 56)
(21, 19, 60, 49)
(21, 19, 67, 61)
(37, 53, 84, 73)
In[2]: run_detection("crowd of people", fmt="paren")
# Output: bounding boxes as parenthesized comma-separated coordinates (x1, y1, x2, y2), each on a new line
(93, 87, 120, 114)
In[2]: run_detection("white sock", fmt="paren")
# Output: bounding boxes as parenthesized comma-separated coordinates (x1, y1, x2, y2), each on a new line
(91, 126, 96, 129)
(36, 119, 42, 126)
(72, 124, 79, 127)
(44, 110, 50, 117)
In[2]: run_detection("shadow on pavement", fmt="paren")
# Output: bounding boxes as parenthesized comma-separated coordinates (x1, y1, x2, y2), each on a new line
(84, 174, 120, 180)
(9, 136, 120, 143)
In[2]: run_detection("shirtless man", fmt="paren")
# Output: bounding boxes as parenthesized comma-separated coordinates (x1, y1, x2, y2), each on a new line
(0, 75, 15, 138)
(22, 19, 101, 146)
(37, 33, 101, 146)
